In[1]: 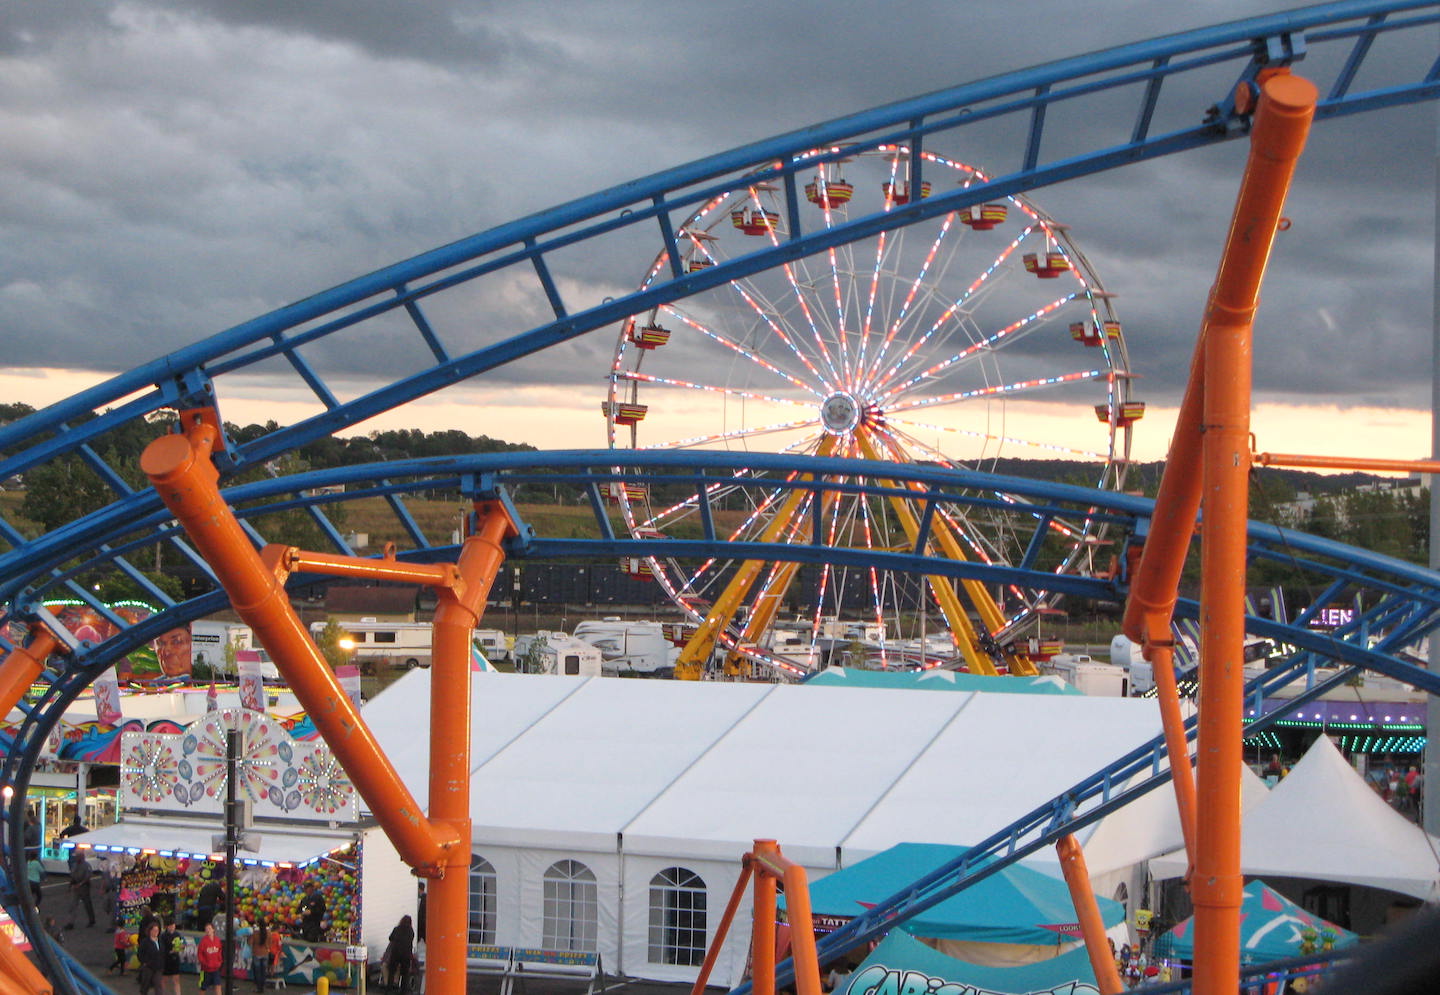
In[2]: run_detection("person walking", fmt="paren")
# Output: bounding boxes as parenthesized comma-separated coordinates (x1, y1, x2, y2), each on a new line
(136, 922, 163, 995)
(64, 850, 95, 929)
(160, 920, 183, 995)
(386, 915, 415, 992)
(108, 923, 131, 975)
(197, 921, 224, 995)
(26, 854, 45, 912)
(248, 917, 270, 992)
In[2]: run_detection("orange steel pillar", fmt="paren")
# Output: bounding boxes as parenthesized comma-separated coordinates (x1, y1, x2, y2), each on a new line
(1191, 73, 1316, 995)
(1055, 835, 1123, 995)
(425, 502, 511, 992)
(748, 840, 822, 995)
(0, 628, 59, 718)
(752, 841, 779, 995)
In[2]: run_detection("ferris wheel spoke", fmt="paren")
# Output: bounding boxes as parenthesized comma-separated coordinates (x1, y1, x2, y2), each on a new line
(617, 370, 816, 411)
(864, 221, 1036, 392)
(635, 418, 823, 452)
(861, 213, 966, 389)
(884, 413, 1111, 462)
(885, 366, 1106, 415)
(875, 289, 1080, 404)
(660, 307, 827, 397)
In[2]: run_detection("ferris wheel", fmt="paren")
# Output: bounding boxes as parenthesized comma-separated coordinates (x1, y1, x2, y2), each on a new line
(605, 145, 1143, 680)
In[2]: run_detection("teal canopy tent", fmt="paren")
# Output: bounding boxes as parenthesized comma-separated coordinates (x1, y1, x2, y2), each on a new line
(1159, 880, 1358, 964)
(839, 929, 1100, 995)
(798, 842, 1123, 945)
(803, 667, 1081, 695)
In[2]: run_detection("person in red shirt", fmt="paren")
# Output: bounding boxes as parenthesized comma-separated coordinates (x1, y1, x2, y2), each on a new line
(196, 922, 224, 995)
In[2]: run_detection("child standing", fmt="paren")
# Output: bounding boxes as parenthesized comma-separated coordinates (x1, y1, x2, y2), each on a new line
(108, 924, 130, 975)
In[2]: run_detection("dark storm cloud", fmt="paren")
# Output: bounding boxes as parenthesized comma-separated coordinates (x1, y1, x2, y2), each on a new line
(0, 0, 1432, 417)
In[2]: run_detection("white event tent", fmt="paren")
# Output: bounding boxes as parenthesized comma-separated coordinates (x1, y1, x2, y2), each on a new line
(1150, 735, 1440, 904)
(361, 671, 1172, 984)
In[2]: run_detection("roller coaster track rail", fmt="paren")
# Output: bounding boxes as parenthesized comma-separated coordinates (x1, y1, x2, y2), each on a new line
(3, 2, 1440, 991)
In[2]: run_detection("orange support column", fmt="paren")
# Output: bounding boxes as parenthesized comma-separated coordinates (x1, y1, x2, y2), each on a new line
(425, 502, 515, 994)
(752, 840, 779, 995)
(1191, 73, 1315, 995)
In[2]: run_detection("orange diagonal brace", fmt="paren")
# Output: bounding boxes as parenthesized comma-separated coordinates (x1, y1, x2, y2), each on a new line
(1055, 834, 1123, 995)
(0, 627, 59, 718)
(141, 417, 457, 873)
(0, 929, 53, 995)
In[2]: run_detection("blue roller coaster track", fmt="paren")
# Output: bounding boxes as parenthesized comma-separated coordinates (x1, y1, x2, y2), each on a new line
(3, 2, 1440, 991)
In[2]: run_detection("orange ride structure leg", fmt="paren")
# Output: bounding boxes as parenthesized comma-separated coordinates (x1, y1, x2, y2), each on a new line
(1120, 71, 1316, 995)
(141, 407, 520, 995)
(690, 840, 822, 995)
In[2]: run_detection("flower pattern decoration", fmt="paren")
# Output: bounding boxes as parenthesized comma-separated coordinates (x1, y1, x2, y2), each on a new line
(298, 746, 352, 815)
(122, 735, 180, 804)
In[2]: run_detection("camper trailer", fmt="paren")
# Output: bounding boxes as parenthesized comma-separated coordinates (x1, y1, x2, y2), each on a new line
(571, 619, 679, 677)
(511, 631, 603, 676)
(309, 618, 434, 669)
(473, 628, 510, 664)
(1041, 653, 1130, 697)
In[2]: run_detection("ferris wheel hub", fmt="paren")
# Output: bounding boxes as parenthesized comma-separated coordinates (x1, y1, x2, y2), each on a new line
(819, 391, 864, 435)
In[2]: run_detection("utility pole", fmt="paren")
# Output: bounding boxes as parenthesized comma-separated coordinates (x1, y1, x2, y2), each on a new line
(1426, 101, 1440, 838)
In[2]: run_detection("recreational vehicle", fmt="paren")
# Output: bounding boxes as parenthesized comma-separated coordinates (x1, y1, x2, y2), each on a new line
(511, 631, 603, 676)
(309, 618, 434, 669)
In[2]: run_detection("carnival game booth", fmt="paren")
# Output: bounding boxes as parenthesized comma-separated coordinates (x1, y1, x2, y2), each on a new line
(65, 707, 414, 989)
(1156, 879, 1359, 965)
(362, 670, 1173, 987)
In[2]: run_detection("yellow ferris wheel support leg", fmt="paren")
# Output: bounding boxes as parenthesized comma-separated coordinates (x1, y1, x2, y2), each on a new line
(853, 430, 999, 675)
(675, 435, 839, 680)
(867, 431, 1041, 675)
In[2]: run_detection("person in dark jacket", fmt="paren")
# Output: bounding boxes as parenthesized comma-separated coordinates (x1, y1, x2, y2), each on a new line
(298, 882, 326, 942)
(386, 915, 415, 991)
(136, 922, 163, 995)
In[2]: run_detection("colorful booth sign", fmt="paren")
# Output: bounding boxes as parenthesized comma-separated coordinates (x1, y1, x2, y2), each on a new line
(841, 930, 1099, 995)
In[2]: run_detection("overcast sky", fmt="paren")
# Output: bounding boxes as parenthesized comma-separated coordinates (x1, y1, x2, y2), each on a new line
(1, 1, 1436, 461)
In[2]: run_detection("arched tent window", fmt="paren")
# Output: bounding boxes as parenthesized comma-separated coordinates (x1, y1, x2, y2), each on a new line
(648, 867, 707, 965)
(469, 854, 498, 945)
(542, 859, 598, 952)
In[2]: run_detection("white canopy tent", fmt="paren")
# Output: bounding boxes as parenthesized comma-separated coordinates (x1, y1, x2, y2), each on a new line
(1150, 736, 1440, 902)
(362, 672, 1175, 984)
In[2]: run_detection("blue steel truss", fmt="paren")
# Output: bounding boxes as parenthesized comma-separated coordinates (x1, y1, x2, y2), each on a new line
(3, 2, 1440, 991)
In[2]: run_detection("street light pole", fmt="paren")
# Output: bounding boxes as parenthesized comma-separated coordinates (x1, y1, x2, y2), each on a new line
(224, 727, 242, 995)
